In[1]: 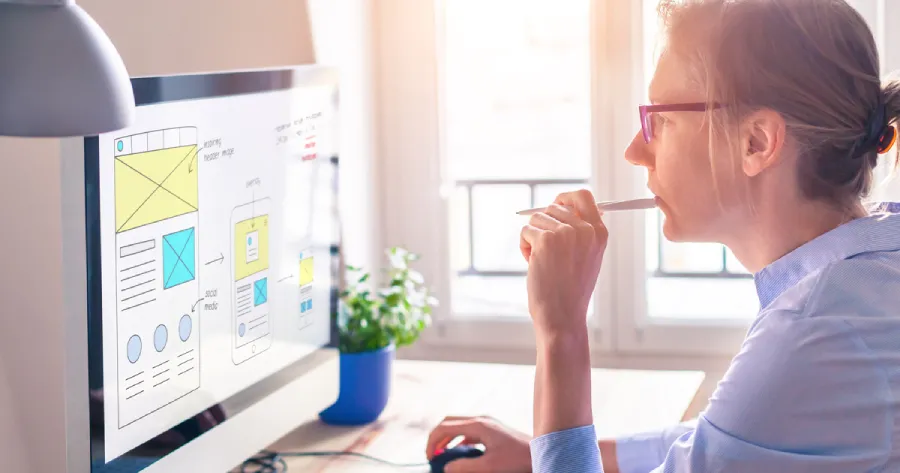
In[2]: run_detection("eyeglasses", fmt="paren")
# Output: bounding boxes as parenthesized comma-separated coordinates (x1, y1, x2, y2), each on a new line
(639, 102, 723, 144)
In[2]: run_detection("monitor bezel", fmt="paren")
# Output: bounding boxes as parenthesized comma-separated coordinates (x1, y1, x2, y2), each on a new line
(83, 65, 341, 472)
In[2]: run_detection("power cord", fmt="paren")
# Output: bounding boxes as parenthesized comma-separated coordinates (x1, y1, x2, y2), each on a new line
(240, 450, 430, 472)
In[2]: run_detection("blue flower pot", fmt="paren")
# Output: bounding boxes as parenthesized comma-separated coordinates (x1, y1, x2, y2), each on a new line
(318, 344, 395, 426)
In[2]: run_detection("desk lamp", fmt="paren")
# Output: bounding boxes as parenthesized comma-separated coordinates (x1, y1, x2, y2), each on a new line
(0, 0, 134, 137)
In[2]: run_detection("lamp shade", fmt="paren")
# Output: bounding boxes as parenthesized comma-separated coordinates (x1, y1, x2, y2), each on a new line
(0, 1, 134, 137)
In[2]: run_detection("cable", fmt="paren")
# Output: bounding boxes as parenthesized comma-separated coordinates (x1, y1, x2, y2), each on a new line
(240, 450, 430, 473)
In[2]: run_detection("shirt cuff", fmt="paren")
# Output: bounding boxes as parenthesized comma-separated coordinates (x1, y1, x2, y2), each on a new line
(615, 421, 697, 473)
(615, 433, 667, 473)
(530, 425, 603, 473)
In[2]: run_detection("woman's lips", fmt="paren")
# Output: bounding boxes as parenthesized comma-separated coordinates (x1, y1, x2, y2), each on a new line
(652, 195, 668, 214)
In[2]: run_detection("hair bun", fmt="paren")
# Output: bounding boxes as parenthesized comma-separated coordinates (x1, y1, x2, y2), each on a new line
(853, 103, 895, 158)
(876, 125, 897, 154)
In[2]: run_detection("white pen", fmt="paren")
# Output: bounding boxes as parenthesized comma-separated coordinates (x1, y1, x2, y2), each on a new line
(516, 197, 657, 216)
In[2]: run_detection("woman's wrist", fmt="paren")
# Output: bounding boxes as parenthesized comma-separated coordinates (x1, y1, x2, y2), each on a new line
(535, 316, 591, 352)
(533, 325, 593, 437)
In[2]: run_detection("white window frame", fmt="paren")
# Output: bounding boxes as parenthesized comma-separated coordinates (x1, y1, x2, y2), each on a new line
(374, 0, 613, 355)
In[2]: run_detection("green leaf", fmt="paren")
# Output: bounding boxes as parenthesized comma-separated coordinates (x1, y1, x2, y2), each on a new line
(338, 246, 436, 353)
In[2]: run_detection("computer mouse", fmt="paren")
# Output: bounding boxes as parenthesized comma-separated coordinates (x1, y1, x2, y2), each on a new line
(429, 445, 484, 473)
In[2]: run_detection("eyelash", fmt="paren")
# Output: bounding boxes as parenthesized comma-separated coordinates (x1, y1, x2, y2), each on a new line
(652, 114, 670, 134)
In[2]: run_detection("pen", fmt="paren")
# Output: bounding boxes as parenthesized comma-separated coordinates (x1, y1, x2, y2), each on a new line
(516, 197, 657, 216)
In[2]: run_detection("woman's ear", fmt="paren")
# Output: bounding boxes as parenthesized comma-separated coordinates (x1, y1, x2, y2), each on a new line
(740, 109, 786, 177)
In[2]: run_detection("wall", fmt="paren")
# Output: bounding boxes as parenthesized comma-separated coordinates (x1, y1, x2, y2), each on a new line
(0, 136, 67, 473)
(307, 0, 380, 275)
(79, 0, 315, 77)
(0, 1, 379, 471)
(0, 360, 29, 471)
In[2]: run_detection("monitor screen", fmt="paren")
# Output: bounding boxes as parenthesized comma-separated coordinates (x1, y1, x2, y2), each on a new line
(84, 67, 340, 471)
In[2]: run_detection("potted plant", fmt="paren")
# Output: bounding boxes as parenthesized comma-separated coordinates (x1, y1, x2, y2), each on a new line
(318, 247, 438, 426)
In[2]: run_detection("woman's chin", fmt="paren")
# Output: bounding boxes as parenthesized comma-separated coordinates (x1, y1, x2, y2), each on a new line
(656, 198, 684, 241)
(661, 212, 716, 243)
(658, 206, 691, 242)
(661, 218, 684, 242)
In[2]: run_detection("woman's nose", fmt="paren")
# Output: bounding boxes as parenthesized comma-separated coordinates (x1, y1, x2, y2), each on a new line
(624, 131, 655, 170)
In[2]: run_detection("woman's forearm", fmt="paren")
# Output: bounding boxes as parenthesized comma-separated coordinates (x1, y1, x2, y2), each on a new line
(533, 329, 594, 437)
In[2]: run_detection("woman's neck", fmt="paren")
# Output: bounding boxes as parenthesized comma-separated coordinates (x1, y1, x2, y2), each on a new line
(724, 198, 865, 274)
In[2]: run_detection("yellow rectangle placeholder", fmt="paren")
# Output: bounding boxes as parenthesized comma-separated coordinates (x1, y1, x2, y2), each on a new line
(299, 256, 314, 286)
(234, 215, 269, 281)
(115, 145, 199, 233)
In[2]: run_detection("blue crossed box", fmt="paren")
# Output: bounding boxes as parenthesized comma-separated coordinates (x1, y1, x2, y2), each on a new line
(254, 277, 268, 306)
(162, 227, 196, 289)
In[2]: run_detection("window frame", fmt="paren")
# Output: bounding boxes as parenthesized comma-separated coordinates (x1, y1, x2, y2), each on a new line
(373, 0, 900, 358)
(375, 0, 613, 353)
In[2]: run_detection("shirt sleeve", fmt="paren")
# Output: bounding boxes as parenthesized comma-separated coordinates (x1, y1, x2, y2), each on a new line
(530, 425, 603, 473)
(647, 313, 892, 473)
(615, 420, 698, 473)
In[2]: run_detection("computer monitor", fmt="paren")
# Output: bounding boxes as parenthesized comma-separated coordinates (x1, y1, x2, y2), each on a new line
(70, 65, 341, 472)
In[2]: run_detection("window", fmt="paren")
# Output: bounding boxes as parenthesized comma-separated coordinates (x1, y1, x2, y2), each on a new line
(443, 0, 592, 318)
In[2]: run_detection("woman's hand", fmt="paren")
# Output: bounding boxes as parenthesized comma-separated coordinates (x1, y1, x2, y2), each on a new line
(519, 189, 608, 337)
(521, 189, 607, 437)
(425, 416, 533, 473)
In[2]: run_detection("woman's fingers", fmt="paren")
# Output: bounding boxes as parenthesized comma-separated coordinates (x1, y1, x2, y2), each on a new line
(554, 190, 608, 241)
(528, 211, 564, 231)
(426, 420, 488, 459)
(520, 222, 544, 263)
(544, 203, 595, 242)
(554, 189, 603, 225)
(542, 203, 579, 225)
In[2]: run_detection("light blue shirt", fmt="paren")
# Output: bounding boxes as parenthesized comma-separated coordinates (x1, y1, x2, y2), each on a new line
(531, 203, 900, 473)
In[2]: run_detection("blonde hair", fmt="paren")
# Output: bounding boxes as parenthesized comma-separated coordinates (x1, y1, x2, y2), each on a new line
(657, 0, 900, 212)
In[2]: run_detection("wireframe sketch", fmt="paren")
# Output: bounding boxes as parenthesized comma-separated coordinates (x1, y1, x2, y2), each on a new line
(113, 127, 201, 428)
(231, 198, 273, 364)
(298, 251, 314, 330)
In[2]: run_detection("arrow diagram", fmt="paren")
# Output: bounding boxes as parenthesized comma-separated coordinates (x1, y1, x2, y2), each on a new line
(192, 298, 204, 312)
(205, 253, 224, 265)
(279, 275, 294, 283)
(188, 147, 203, 173)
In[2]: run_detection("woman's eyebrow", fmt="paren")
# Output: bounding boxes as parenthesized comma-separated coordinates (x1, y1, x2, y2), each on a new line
(648, 84, 661, 104)
(648, 83, 675, 104)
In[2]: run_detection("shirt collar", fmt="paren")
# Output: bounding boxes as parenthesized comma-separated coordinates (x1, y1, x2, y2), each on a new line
(753, 202, 900, 309)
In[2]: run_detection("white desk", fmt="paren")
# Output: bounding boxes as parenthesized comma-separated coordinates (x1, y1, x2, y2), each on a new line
(238, 360, 705, 472)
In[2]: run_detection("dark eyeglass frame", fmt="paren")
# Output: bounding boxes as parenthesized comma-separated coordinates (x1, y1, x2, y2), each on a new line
(639, 102, 724, 144)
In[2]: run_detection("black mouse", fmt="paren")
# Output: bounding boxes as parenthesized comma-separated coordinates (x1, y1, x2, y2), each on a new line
(429, 445, 484, 473)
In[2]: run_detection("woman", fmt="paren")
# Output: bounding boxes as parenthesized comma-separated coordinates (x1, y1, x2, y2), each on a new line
(427, 0, 900, 472)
